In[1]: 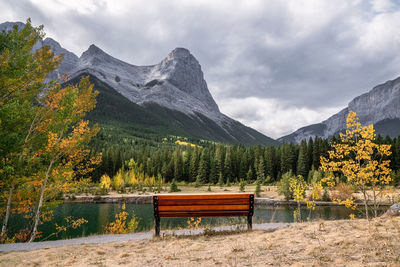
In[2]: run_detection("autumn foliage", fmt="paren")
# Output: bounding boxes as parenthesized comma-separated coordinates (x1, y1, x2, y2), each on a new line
(320, 111, 392, 219)
(105, 204, 139, 234)
(0, 20, 100, 242)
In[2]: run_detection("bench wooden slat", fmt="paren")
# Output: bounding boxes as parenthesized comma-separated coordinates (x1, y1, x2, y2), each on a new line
(158, 211, 249, 218)
(157, 194, 251, 200)
(158, 204, 249, 212)
(158, 199, 249, 206)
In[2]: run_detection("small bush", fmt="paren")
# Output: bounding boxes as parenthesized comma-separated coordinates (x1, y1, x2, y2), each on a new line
(330, 182, 354, 201)
(113, 170, 124, 191)
(322, 189, 331, 201)
(239, 180, 245, 192)
(264, 176, 271, 185)
(307, 185, 322, 201)
(94, 187, 108, 196)
(100, 174, 112, 190)
(195, 176, 202, 188)
(105, 204, 140, 234)
(255, 182, 261, 197)
(277, 171, 294, 200)
(169, 179, 180, 192)
(207, 185, 212, 191)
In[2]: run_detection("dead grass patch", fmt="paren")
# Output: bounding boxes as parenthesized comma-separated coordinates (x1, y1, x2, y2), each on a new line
(1, 218, 400, 266)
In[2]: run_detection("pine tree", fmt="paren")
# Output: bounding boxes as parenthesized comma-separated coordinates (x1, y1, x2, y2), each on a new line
(256, 156, 265, 182)
(297, 140, 309, 178)
(281, 144, 294, 174)
(239, 152, 248, 180)
(196, 149, 209, 184)
(307, 138, 314, 171)
(209, 157, 217, 184)
(313, 138, 321, 170)
(246, 168, 253, 182)
(264, 146, 275, 181)
(189, 148, 199, 182)
(224, 147, 233, 183)
(173, 149, 183, 181)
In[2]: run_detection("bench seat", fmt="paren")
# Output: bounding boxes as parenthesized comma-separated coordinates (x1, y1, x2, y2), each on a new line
(153, 193, 254, 236)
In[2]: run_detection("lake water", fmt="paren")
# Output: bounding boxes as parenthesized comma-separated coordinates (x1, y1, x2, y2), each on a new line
(5, 203, 375, 241)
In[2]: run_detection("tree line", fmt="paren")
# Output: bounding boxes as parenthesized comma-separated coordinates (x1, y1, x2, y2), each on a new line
(93, 135, 400, 185)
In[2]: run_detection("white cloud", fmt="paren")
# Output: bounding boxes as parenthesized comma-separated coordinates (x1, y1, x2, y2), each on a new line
(371, 0, 397, 12)
(218, 97, 341, 139)
(1, 0, 400, 139)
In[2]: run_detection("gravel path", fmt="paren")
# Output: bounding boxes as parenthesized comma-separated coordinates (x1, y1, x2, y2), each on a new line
(0, 223, 288, 253)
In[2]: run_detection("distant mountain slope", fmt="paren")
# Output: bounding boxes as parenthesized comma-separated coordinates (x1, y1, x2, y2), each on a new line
(67, 73, 276, 146)
(279, 76, 400, 144)
(1, 21, 276, 146)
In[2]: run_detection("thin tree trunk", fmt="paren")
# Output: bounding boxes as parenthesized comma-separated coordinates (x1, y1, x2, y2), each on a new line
(1, 113, 41, 240)
(298, 201, 301, 222)
(362, 189, 369, 221)
(29, 159, 55, 242)
(372, 187, 377, 218)
(1, 180, 14, 240)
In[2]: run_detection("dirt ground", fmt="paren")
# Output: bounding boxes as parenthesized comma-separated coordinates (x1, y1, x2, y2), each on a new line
(1, 217, 399, 266)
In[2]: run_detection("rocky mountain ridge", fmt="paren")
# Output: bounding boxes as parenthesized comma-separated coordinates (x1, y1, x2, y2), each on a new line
(279, 76, 400, 143)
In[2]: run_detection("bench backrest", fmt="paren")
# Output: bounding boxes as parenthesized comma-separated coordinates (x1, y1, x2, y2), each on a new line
(153, 193, 254, 218)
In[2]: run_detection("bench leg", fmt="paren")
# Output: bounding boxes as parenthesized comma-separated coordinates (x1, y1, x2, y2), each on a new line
(155, 217, 160, 237)
(247, 215, 252, 230)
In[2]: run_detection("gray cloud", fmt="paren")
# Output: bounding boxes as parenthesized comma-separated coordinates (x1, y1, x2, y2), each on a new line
(1, 0, 400, 138)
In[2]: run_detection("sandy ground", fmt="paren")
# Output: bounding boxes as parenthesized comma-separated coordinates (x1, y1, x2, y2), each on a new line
(80, 185, 291, 200)
(1, 217, 399, 266)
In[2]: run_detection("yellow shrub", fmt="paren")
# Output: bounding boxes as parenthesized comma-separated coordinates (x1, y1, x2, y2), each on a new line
(113, 170, 124, 191)
(105, 204, 139, 234)
(100, 174, 111, 189)
(128, 170, 137, 186)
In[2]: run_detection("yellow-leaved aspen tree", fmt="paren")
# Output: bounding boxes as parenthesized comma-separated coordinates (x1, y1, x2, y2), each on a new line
(29, 77, 99, 242)
(320, 111, 392, 219)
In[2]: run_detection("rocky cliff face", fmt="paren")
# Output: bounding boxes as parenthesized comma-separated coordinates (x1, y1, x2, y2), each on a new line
(34, 38, 79, 81)
(279, 76, 400, 144)
(71, 45, 222, 121)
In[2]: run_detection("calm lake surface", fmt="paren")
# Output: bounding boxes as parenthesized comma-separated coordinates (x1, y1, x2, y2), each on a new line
(6, 203, 373, 241)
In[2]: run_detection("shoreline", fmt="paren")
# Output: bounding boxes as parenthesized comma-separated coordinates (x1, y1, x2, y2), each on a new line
(64, 195, 394, 207)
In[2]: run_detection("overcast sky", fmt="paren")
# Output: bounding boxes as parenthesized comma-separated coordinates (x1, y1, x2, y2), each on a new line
(1, 0, 400, 138)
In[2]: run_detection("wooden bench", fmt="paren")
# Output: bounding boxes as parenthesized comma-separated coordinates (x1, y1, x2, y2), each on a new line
(152, 193, 254, 236)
